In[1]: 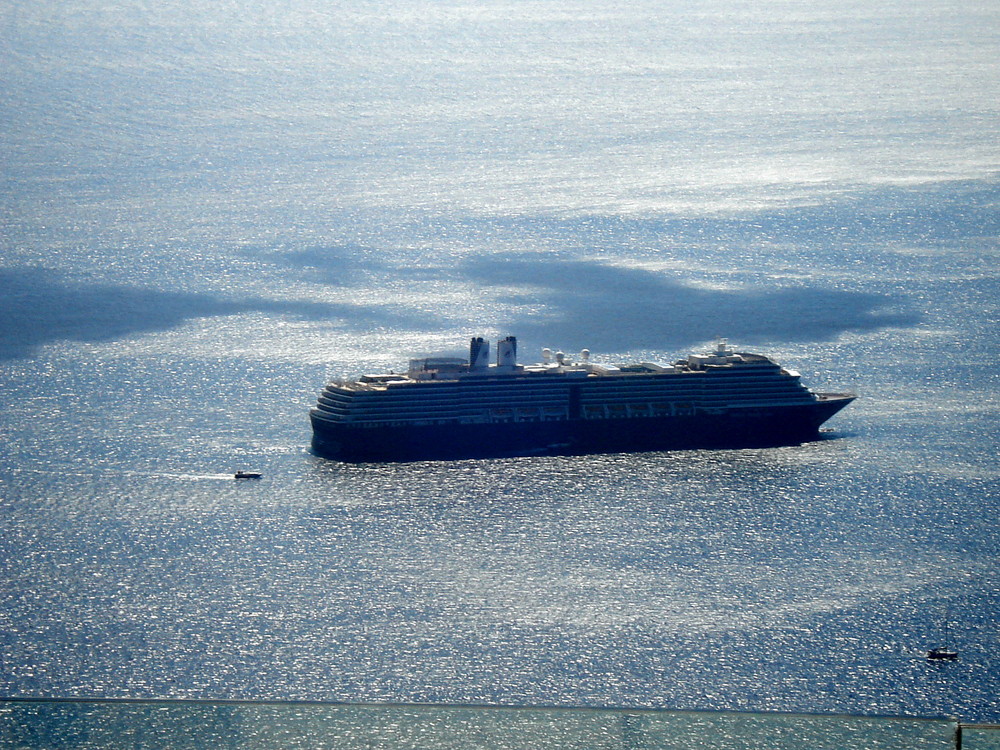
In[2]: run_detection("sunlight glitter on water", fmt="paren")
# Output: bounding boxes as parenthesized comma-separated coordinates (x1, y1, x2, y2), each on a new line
(2, 0, 998, 724)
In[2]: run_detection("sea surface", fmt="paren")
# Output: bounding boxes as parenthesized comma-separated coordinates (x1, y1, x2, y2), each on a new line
(2, 0, 998, 725)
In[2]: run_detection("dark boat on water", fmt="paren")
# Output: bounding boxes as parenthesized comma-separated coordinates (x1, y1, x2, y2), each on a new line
(310, 335, 855, 463)
(926, 612, 958, 661)
(926, 647, 958, 661)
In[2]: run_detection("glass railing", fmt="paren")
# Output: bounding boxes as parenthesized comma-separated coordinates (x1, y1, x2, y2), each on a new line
(2, 698, 997, 749)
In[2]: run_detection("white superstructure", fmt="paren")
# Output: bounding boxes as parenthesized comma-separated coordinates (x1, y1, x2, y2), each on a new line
(313, 336, 829, 429)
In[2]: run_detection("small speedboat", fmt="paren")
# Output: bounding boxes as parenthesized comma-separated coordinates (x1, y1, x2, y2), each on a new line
(234, 470, 262, 479)
(926, 647, 958, 661)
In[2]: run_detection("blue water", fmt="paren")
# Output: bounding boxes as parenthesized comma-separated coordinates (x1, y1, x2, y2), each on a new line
(2, 0, 998, 724)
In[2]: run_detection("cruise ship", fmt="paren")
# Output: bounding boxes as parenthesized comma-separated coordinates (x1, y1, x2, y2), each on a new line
(310, 336, 855, 462)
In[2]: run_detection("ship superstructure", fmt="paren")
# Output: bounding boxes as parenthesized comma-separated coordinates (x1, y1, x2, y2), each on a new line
(310, 336, 855, 462)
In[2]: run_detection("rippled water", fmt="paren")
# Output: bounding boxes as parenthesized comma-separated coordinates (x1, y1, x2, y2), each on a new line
(1, 0, 998, 724)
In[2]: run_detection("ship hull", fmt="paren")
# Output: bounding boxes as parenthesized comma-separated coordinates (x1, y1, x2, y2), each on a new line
(310, 396, 854, 462)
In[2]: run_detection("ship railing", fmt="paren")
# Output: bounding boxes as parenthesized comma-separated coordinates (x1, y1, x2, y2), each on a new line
(0, 698, 985, 749)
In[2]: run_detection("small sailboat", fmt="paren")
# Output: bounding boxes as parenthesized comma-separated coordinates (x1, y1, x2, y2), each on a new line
(926, 610, 958, 661)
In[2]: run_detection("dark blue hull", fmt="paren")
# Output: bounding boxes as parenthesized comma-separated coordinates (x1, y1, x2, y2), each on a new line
(310, 397, 854, 462)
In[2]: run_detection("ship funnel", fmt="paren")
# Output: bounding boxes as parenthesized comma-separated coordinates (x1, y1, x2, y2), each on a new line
(497, 336, 517, 368)
(469, 337, 490, 371)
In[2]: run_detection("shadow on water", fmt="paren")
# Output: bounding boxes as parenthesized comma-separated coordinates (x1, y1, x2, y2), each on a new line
(0, 258, 918, 361)
(9, 178, 971, 359)
(0, 267, 438, 360)
(277, 245, 374, 287)
(458, 254, 919, 352)
(267, 182, 961, 352)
